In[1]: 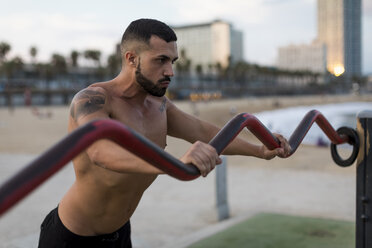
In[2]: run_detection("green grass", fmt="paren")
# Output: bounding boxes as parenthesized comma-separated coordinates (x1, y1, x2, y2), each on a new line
(188, 213, 355, 248)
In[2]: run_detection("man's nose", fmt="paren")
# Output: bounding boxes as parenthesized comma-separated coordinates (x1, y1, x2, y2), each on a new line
(164, 63, 174, 77)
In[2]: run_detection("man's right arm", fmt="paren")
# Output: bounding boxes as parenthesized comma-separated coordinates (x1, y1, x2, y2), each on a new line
(69, 87, 164, 175)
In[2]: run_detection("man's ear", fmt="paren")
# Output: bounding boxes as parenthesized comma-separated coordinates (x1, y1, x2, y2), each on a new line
(125, 51, 137, 67)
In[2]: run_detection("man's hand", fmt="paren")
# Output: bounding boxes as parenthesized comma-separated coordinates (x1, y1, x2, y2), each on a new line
(259, 133, 291, 160)
(180, 141, 222, 177)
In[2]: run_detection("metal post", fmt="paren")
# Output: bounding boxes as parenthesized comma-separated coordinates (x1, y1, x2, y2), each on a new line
(216, 155, 229, 221)
(356, 110, 372, 248)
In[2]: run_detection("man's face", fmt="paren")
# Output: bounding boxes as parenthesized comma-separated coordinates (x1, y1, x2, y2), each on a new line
(135, 36, 178, 97)
(135, 60, 169, 97)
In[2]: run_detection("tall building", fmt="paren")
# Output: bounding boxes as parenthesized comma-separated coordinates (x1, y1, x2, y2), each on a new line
(317, 0, 362, 77)
(277, 0, 362, 77)
(277, 41, 327, 73)
(173, 20, 243, 74)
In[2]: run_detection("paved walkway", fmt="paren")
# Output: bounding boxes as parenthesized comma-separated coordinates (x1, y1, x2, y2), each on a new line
(0, 149, 356, 248)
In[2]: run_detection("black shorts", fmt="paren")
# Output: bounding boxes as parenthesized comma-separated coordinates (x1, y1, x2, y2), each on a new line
(38, 207, 132, 248)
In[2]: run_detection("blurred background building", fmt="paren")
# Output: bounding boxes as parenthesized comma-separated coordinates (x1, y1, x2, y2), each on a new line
(317, 0, 362, 77)
(0, 1, 367, 105)
(276, 41, 327, 74)
(277, 0, 362, 78)
(173, 20, 243, 75)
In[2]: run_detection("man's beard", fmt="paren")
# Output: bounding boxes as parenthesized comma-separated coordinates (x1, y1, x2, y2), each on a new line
(135, 62, 170, 97)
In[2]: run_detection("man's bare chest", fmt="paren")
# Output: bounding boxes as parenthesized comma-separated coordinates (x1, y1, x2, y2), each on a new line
(110, 101, 168, 148)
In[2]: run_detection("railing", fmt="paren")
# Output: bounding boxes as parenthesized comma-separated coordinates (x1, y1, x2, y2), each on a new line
(0, 110, 359, 218)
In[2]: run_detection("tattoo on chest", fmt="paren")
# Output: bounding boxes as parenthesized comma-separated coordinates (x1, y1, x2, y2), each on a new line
(159, 98, 167, 112)
(70, 90, 106, 120)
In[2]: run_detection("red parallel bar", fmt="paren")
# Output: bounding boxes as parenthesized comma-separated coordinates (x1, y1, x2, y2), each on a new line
(0, 110, 349, 217)
(209, 110, 349, 157)
(209, 113, 281, 154)
(0, 119, 201, 216)
(288, 110, 349, 154)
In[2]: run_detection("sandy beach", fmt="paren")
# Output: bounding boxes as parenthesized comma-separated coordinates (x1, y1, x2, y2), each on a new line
(0, 93, 370, 247)
(1, 93, 370, 154)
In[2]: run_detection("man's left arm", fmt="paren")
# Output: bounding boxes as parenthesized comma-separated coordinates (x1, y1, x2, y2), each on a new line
(166, 99, 290, 160)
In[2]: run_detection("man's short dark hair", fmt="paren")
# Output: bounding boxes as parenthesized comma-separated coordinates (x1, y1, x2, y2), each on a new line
(121, 19, 177, 48)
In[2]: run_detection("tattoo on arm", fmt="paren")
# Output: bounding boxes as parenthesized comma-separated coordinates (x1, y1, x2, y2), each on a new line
(70, 90, 106, 120)
(159, 98, 167, 112)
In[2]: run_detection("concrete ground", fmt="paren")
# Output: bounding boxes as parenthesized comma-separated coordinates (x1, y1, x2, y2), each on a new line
(0, 138, 356, 248)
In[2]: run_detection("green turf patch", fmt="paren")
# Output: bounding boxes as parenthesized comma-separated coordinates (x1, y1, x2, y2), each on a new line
(188, 213, 355, 248)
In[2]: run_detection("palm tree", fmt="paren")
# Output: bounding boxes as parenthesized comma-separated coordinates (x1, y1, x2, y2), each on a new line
(29, 46, 38, 64)
(70, 50, 79, 67)
(107, 54, 121, 77)
(178, 49, 191, 73)
(215, 62, 225, 88)
(3, 56, 23, 79)
(38, 63, 53, 84)
(231, 61, 249, 87)
(47, 54, 67, 97)
(51, 53, 67, 75)
(84, 49, 101, 67)
(2, 56, 24, 109)
(195, 64, 203, 76)
(195, 64, 204, 90)
(0, 42, 11, 64)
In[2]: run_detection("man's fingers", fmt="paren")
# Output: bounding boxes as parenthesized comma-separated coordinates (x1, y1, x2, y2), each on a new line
(275, 147, 286, 157)
(264, 149, 277, 160)
(191, 154, 208, 177)
(189, 141, 220, 177)
(216, 156, 222, 165)
(273, 133, 291, 157)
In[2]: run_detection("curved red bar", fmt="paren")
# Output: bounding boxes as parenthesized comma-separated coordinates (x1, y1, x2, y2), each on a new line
(288, 110, 349, 154)
(209, 110, 349, 157)
(209, 113, 281, 154)
(0, 119, 200, 216)
(0, 110, 350, 216)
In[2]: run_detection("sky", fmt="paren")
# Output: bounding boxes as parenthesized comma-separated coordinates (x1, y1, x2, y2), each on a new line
(1, 0, 371, 74)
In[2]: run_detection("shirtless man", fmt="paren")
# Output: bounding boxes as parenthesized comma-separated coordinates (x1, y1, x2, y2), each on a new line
(38, 19, 290, 248)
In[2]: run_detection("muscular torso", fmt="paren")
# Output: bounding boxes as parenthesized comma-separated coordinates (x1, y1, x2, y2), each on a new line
(59, 83, 168, 236)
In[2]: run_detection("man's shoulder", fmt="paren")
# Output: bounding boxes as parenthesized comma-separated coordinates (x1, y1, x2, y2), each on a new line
(71, 85, 109, 104)
(69, 85, 110, 121)
(75, 85, 107, 97)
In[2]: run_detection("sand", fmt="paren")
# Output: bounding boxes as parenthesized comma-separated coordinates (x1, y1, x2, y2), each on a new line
(0, 93, 369, 247)
(0, 93, 370, 154)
